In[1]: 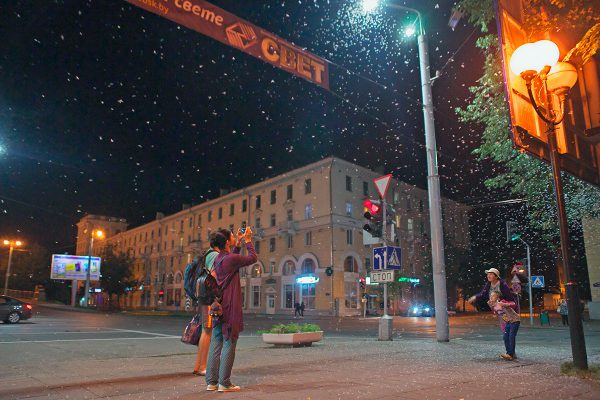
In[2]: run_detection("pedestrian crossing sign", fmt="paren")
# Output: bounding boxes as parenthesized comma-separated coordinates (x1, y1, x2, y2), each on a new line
(372, 246, 402, 270)
(531, 275, 545, 288)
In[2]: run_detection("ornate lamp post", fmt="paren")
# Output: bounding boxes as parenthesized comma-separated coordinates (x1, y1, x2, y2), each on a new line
(2, 239, 23, 295)
(510, 39, 587, 369)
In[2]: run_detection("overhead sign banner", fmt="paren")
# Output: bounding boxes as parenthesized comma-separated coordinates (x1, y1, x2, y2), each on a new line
(125, 0, 330, 90)
(51, 254, 102, 281)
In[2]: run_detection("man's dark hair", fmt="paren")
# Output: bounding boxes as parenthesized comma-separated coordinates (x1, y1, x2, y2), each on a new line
(210, 229, 231, 250)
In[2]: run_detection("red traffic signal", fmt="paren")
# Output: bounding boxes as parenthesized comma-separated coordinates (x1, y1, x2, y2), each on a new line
(363, 199, 381, 216)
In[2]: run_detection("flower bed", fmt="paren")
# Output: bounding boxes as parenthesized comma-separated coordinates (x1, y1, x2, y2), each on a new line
(259, 323, 323, 347)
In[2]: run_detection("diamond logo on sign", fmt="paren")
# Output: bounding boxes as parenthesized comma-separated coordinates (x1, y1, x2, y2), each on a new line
(225, 22, 257, 49)
(373, 174, 392, 199)
(531, 275, 545, 288)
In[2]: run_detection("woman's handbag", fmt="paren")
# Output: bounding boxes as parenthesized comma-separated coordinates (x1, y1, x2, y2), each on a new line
(181, 314, 202, 345)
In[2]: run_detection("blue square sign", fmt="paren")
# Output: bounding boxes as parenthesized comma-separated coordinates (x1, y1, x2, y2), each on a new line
(373, 246, 402, 270)
(531, 275, 545, 288)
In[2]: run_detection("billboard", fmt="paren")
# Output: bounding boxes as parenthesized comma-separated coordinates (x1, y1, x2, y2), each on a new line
(494, 0, 600, 186)
(125, 0, 329, 90)
(51, 254, 102, 281)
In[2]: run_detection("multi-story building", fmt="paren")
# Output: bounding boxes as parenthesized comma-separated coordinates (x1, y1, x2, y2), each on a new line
(76, 157, 469, 316)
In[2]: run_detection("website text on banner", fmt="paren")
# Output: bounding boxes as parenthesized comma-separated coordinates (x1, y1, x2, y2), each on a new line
(125, 0, 329, 90)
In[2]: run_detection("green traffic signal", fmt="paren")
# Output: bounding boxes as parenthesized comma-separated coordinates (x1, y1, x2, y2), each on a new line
(511, 234, 521, 241)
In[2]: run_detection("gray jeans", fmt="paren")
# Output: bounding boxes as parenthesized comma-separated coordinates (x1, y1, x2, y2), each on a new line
(206, 323, 238, 387)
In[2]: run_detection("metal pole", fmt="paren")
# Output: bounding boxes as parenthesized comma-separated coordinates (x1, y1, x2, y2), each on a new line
(547, 127, 588, 369)
(525, 240, 533, 326)
(382, 197, 388, 318)
(3, 245, 14, 295)
(418, 33, 449, 342)
(71, 280, 77, 307)
(84, 237, 93, 308)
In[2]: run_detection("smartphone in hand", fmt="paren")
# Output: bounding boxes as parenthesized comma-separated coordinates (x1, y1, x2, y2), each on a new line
(240, 221, 247, 234)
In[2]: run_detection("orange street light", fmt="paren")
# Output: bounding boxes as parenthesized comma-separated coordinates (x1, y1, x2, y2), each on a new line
(510, 39, 587, 369)
(2, 239, 24, 295)
(83, 228, 105, 308)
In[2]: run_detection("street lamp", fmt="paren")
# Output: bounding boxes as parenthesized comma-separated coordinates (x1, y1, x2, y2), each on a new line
(510, 39, 587, 369)
(83, 229, 104, 308)
(362, 0, 449, 342)
(2, 239, 23, 295)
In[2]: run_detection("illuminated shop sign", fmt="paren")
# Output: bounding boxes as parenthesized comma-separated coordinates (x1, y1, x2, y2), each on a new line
(296, 275, 319, 284)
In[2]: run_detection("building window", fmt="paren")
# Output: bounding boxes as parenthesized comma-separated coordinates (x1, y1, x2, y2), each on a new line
(287, 209, 293, 221)
(256, 195, 262, 209)
(305, 231, 312, 246)
(393, 189, 399, 203)
(283, 261, 296, 275)
(255, 241, 260, 254)
(346, 229, 353, 245)
(419, 200, 424, 213)
(284, 284, 294, 308)
(255, 217, 261, 228)
(189, 217, 193, 228)
(301, 284, 316, 310)
(242, 199, 247, 212)
(251, 264, 262, 278)
(346, 175, 352, 192)
(304, 204, 313, 219)
(287, 235, 293, 249)
(272, 260, 278, 274)
(208, 211, 212, 222)
(270, 190, 276, 205)
(363, 181, 369, 196)
(365, 257, 371, 270)
(406, 198, 412, 211)
(180, 220, 184, 231)
(301, 259, 315, 274)
(252, 285, 260, 308)
(344, 281, 357, 309)
(270, 214, 276, 227)
(230, 204, 235, 216)
(151, 230, 154, 239)
(269, 238, 276, 252)
(344, 256, 358, 273)
(287, 184, 293, 200)
(218, 207, 223, 219)
(345, 202, 352, 217)
(304, 179, 311, 194)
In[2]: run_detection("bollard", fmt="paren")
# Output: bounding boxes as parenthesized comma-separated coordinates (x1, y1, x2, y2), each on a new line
(378, 316, 393, 340)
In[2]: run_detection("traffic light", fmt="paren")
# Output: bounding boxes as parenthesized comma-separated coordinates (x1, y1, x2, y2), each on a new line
(363, 199, 383, 238)
(506, 221, 520, 242)
(325, 266, 333, 277)
(359, 277, 366, 290)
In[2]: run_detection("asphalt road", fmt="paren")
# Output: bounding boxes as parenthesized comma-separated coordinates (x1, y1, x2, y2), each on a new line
(2, 306, 600, 399)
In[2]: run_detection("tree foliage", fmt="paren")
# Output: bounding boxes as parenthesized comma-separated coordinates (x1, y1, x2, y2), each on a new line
(99, 244, 133, 297)
(456, 0, 600, 245)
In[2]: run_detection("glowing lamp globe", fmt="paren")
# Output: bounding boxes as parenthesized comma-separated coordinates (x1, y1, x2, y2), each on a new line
(362, 0, 379, 12)
(547, 62, 578, 94)
(510, 40, 560, 78)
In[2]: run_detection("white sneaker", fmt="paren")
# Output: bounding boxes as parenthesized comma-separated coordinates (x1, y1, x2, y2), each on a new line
(218, 384, 241, 392)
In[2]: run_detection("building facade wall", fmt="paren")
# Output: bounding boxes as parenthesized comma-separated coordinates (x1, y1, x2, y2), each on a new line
(76, 157, 470, 316)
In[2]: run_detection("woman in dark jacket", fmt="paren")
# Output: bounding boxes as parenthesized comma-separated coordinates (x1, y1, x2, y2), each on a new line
(468, 268, 516, 311)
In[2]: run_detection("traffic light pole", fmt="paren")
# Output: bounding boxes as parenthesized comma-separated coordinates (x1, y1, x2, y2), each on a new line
(378, 197, 393, 340)
(517, 237, 534, 326)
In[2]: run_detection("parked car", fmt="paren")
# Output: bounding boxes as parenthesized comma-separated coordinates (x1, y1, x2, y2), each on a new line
(0, 295, 33, 323)
(408, 304, 435, 317)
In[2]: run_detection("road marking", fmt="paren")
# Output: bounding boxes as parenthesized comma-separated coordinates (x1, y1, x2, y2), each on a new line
(0, 336, 180, 344)
(110, 328, 175, 337)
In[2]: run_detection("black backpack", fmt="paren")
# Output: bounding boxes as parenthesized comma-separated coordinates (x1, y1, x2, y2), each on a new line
(183, 249, 215, 302)
(195, 251, 222, 305)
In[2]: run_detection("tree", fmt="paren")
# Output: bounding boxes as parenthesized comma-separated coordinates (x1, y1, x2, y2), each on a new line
(99, 244, 133, 309)
(4, 243, 51, 291)
(455, 0, 600, 246)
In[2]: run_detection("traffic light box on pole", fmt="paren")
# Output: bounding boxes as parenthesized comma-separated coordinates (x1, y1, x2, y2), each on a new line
(363, 199, 383, 238)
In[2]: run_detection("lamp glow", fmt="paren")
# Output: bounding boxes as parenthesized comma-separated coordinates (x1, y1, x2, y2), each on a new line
(510, 40, 560, 76)
(404, 25, 416, 37)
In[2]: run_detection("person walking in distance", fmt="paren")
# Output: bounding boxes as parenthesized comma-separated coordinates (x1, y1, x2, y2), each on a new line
(300, 301, 305, 317)
(205, 228, 257, 393)
(558, 299, 569, 326)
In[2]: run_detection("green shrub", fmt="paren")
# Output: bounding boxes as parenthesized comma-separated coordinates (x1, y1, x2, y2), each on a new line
(561, 362, 600, 381)
(258, 322, 321, 334)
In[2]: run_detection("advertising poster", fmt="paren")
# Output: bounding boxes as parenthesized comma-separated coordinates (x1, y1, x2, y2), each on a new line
(51, 254, 102, 281)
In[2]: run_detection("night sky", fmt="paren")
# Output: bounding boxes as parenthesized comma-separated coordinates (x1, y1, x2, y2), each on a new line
(0, 0, 488, 252)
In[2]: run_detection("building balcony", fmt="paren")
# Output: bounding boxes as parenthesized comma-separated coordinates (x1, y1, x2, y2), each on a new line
(277, 221, 298, 236)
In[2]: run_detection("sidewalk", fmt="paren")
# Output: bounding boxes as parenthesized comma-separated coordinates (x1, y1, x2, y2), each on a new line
(2, 328, 599, 399)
